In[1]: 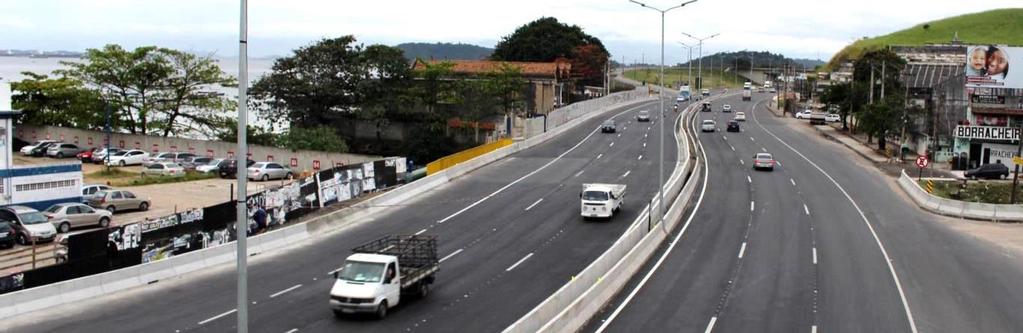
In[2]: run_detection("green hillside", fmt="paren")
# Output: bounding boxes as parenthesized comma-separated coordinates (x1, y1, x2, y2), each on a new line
(826, 8, 1023, 70)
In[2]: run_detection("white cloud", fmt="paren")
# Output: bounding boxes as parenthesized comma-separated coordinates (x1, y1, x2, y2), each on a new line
(0, 0, 1019, 60)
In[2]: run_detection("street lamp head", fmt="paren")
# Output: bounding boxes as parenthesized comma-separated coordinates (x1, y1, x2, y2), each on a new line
(680, 0, 698, 6)
(629, 0, 647, 7)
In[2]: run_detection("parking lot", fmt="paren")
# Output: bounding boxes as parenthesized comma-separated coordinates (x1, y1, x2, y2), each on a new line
(1, 154, 276, 273)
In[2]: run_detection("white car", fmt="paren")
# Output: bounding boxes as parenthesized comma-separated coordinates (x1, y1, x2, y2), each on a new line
(195, 158, 224, 173)
(20, 140, 59, 155)
(722, 104, 732, 112)
(106, 149, 150, 167)
(141, 162, 186, 177)
(701, 119, 716, 132)
(795, 110, 813, 119)
(825, 113, 840, 122)
(734, 112, 746, 121)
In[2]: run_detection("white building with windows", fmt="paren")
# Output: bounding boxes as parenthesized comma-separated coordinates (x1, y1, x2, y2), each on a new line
(1, 82, 82, 210)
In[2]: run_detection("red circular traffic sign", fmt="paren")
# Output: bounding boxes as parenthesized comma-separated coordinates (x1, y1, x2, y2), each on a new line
(915, 156, 929, 168)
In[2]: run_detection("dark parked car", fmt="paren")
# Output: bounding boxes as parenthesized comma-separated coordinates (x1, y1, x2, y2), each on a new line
(218, 158, 256, 178)
(965, 163, 1010, 180)
(0, 221, 15, 249)
(726, 120, 741, 132)
(28, 141, 60, 157)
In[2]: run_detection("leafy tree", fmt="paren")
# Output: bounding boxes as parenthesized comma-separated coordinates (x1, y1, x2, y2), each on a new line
(412, 60, 459, 131)
(156, 50, 237, 136)
(10, 72, 106, 129)
(571, 44, 609, 87)
(486, 63, 528, 116)
(491, 17, 607, 62)
(214, 118, 278, 147)
(277, 126, 349, 153)
(850, 49, 906, 148)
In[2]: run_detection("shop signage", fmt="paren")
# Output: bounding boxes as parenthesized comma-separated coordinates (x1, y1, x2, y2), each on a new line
(954, 125, 1020, 141)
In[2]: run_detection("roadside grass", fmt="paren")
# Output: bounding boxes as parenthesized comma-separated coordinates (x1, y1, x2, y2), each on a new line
(85, 168, 217, 187)
(921, 179, 1018, 205)
(624, 68, 744, 90)
(826, 8, 1023, 70)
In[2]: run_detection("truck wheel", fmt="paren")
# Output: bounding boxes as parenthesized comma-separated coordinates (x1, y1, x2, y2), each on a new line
(332, 309, 344, 318)
(418, 282, 430, 298)
(375, 301, 388, 319)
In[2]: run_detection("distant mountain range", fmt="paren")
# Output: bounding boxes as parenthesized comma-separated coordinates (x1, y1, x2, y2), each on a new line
(0, 49, 83, 58)
(395, 42, 493, 61)
(677, 50, 825, 70)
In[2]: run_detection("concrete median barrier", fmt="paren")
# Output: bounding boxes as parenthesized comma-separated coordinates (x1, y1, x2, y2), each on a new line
(897, 170, 1023, 222)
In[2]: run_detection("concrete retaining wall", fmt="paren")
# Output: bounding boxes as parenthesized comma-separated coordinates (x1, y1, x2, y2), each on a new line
(0, 88, 653, 319)
(16, 125, 378, 172)
(897, 170, 1023, 222)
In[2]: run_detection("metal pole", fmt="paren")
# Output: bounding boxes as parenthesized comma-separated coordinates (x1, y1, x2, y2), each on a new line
(1012, 120, 1022, 203)
(687, 47, 692, 87)
(236, 0, 249, 331)
(658, 10, 665, 224)
(104, 103, 111, 172)
(697, 41, 703, 91)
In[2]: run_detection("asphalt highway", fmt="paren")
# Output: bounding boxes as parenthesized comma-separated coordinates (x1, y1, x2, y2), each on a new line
(7, 96, 689, 333)
(589, 92, 1023, 333)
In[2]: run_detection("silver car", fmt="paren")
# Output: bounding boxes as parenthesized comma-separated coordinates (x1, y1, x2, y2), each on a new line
(92, 147, 122, 163)
(141, 162, 186, 177)
(88, 190, 151, 213)
(81, 184, 114, 203)
(46, 143, 83, 158)
(247, 162, 293, 181)
(44, 203, 113, 233)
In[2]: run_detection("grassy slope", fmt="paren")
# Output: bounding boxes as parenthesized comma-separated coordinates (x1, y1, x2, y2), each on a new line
(827, 8, 1023, 69)
(624, 68, 744, 90)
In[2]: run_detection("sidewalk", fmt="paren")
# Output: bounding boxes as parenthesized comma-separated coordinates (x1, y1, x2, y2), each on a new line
(813, 125, 889, 164)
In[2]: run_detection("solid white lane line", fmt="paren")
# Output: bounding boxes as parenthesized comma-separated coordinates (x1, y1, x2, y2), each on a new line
(813, 247, 818, 265)
(790, 178, 796, 186)
(597, 153, 603, 159)
(506, 253, 534, 271)
(704, 317, 718, 333)
(638, 155, 643, 160)
(574, 169, 585, 178)
(270, 284, 302, 298)
(285, 329, 298, 333)
(804, 204, 810, 216)
(740, 159, 745, 165)
(525, 198, 544, 211)
(622, 170, 631, 178)
(750, 99, 919, 333)
(415, 228, 427, 235)
(198, 309, 237, 325)
(434, 105, 645, 224)
(596, 99, 710, 333)
(730, 145, 735, 151)
(610, 142, 615, 147)
(747, 175, 752, 184)
(439, 248, 464, 263)
(750, 200, 755, 212)
(327, 267, 343, 276)
(738, 242, 747, 258)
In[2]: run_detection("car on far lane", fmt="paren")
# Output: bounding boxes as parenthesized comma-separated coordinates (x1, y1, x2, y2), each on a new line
(825, 113, 841, 122)
(727, 120, 740, 132)
(734, 112, 746, 121)
(964, 163, 1010, 180)
(43, 203, 113, 233)
(601, 120, 617, 133)
(796, 110, 813, 119)
(722, 104, 732, 112)
(701, 119, 716, 132)
(701, 88, 710, 96)
(637, 110, 651, 122)
(753, 153, 775, 171)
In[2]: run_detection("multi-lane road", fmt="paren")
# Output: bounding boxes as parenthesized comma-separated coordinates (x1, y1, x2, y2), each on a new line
(8, 97, 695, 332)
(589, 92, 1023, 332)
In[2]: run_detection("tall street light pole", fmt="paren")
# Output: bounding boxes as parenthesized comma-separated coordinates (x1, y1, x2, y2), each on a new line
(629, 0, 698, 228)
(236, 0, 250, 331)
(682, 32, 719, 92)
(678, 42, 695, 87)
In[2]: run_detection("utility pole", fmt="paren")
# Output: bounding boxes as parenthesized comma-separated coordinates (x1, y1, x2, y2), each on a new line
(236, 0, 250, 331)
(630, 0, 698, 229)
(869, 63, 875, 104)
(1012, 119, 1022, 203)
(682, 32, 719, 92)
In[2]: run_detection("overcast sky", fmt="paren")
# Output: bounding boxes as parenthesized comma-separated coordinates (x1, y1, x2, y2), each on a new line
(1, 0, 1019, 63)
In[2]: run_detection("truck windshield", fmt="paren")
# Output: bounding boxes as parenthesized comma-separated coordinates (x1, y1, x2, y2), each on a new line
(338, 261, 385, 283)
(583, 191, 609, 201)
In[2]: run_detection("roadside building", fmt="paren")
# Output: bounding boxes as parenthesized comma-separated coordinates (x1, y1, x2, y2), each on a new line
(411, 59, 573, 116)
(0, 82, 82, 210)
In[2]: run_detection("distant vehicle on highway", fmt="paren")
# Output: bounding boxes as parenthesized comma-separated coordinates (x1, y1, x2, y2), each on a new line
(701, 88, 710, 96)
(47, 143, 84, 158)
(247, 162, 293, 181)
(81, 184, 113, 203)
(753, 153, 775, 171)
(106, 149, 150, 167)
(141, 162, 186, 178)
(0, 205, 57, 245)
(965, 163, 1010, 180)
(330, 235, 438, 319)
(701, 119, 716, 132)
(88, 190, 150, 214)
(601, 120, 617, 133)
(43, 203, 113, 233)
(722, 104, 732, 112)
(701, 102, 711, 112)
(727, 120, 741, 132)
(734, 112, 746, 121)
(581, 183, 626, 219)
(825, 113, 841, 122)
(20, 140, 59, 156)
(637, 110, 651, 122)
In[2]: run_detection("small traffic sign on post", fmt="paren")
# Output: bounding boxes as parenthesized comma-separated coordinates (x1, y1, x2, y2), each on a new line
(916, 156, 929, 181)
(1013, 156, 1023, 165)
